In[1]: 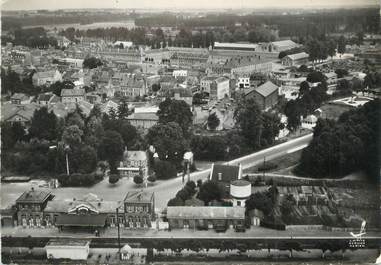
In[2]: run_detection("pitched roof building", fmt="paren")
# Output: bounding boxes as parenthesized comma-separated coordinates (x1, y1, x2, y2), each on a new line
(245, 81, 279, 110)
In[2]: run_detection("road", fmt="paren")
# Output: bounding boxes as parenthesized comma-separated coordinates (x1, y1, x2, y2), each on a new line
(0, 134, 313, 211)
(143, 133, 313, 209)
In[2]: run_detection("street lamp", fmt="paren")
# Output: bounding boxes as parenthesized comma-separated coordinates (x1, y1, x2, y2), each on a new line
(64, 145, 71, 176)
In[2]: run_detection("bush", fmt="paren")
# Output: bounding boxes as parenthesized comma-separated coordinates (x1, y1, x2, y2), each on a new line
(109, 174, 119, 184)
(57, 172, 98, 187)
(133, 175, 143, 185)
(147, 174, 157, 182)
(154, 160, 177, 179)
(257, 161, 278, 172)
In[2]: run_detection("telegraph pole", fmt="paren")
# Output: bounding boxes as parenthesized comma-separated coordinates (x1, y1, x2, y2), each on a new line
(116, 207, 121, 260)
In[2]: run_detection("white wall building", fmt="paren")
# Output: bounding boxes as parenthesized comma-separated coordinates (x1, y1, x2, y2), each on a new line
(46, 240, 90, 260)
(172, 70, 188, 78)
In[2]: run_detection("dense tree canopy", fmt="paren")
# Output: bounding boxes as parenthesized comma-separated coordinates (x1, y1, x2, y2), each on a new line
(157, 98, 193, 137)
(296, 99, 380, 182)
(83, 56, 103, 69)
(29, 107, 58, 141)
(197, 180, 223, 205)
(98, 130, 124, 172)
(207, 113, 220, 130)
(146, 122, 188, 164)
(235, 98, 281, 150)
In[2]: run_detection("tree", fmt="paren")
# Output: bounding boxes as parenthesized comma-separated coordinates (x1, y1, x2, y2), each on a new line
(306, 71, 325, 83)
(29, 107, 58, 141)
(245, 191, 274, 216)
(167, 197, 184, 206)
(117, 98, 129, 120)
(261, 112, 281, 146)
(98, 130, 124, 170)
(280, 194, 295, 223)
(77, 145, 97, 173)
(49, 81, 74, 96)
(83, 56, 103, 69)
(234, 98, 263, 149)
(335, 69, 348, 78)
(296, 100, 380, 182)
(109, 174, 120, 184)
(1, 122, 25, 150)
(147, 174, 157, 183)
(197, 180, 223, 204)
(207, 112, 220, 130)
(152, 83, 161, 92)
(66, 109, 85, 130)
(284, 100, 301, 131)
(336, 79, 351, 96)
(62, 125, 83, 147)
(299, 81, 310, 98)
(133, 175, 143, 185)
(146, 122, 187, 164)
(157, 98, 193, 136)
(154, 160, 177, 179)
(337, 35, 346, 54)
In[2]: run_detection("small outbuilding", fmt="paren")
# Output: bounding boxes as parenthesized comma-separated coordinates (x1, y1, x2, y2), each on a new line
(45, 239, 90, 260)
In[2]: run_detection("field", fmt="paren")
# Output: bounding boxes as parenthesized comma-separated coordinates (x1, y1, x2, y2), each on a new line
(244, 150, 302, 175)
(319, 103, 354, 120)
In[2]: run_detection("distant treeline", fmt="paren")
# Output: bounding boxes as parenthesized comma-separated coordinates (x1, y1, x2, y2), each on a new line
(135, 8, 379, 37)
(1, 13, 134, 31)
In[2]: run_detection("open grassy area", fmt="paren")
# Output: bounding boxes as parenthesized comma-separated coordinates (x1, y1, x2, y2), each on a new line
(244, 150, 302, 175)
(319, 103, 354, 120)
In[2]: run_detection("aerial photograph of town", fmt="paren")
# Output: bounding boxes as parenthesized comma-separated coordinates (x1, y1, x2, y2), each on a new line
(0, 0, 380, 264)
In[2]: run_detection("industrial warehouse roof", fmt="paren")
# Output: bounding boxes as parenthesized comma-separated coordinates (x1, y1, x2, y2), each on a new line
(55, 214, 107, 227)
(285, 52, 309, 61)
(245, 81, 278, 98)
(271, 40, 298, 49)
(167, 206, 245, 220)
(214, 42, 258, 50)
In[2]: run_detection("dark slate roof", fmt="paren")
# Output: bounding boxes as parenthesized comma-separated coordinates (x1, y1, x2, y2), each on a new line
(124, 191, 154, 204)
(37, 93, 54, 102)
(211, 164, 240, 183)
(55, 214, 107, 227)
(46, 239, 90, 247)
(167, 206, 245, 220)
(245, 81, 278, 98)
(16, 189, 52, 204)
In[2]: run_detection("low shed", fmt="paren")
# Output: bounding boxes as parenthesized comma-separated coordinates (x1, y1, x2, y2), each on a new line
(45, 239, 90, 260)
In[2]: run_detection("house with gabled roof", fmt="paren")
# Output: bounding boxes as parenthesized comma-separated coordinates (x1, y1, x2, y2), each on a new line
(61, 88, 85, 104)
(282, 52, 309, 67)
(245, 81, 279, 110)
(32, 69, 62, 86)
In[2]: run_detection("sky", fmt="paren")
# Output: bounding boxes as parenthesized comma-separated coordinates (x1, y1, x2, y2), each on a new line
(1, 0, 379, 10)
